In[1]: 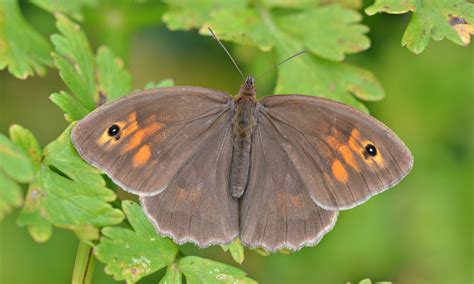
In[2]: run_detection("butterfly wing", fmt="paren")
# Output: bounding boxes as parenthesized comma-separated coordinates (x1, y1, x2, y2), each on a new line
(240, 119, 338, 252)
(257, 95, 413, 210)
(72, 87, 233, 196)
(140, 125, 238, 247)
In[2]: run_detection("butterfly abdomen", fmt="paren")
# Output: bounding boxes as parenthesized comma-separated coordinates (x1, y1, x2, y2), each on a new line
(230, 99, 257, 198)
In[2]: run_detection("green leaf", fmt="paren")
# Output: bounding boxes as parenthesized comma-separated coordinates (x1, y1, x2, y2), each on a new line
(39, 166, 123, 227)
(51, 13, 96, 111)
(262, 0, 363, 9)
(30, 0, 97, 21)
(17, 182, 54, 243)
(276, 5, 370, 60)
(0, 0, 53, 79)
(145, 79, 175, 90)
(49, 91, 90, 122)
(163, 0, 247, 31)
(365, 0, 416, 15)
(201, 9, 275, 51)
(96, 46, 131, 101)
(274, 37, 383, 112)
(9, 124, 42, 168)
(0, 133, 35, 183)
(95, 200, 179, 283)
(43, 124, 105, 186)
(0, 171, 23, 221)
(366, 0, 474, 53)
(359, 279, 372, 284)
(253, 247, 270, 256)
(201, 4, 369, 61)
(160, 263, 183, 284)
(165, 2, 379, 109)
(178, 256, 257, 284)
(221, 238, 245, 264)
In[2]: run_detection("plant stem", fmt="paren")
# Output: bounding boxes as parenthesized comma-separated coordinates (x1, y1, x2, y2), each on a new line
(71, 241, 96, 284)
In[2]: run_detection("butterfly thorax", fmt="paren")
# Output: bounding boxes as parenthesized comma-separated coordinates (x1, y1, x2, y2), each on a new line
(229, 76, 258, 198)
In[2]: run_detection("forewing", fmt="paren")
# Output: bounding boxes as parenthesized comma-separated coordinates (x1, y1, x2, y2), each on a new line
(240, 120, 338, 252)
(72, 87, 233, 195)
(140, 125, 239, 247)
(258, 95, 413, 210)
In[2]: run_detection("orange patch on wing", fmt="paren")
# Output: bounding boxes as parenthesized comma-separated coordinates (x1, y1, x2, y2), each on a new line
(331, 159, 348, 183)
(290, 195, 304, 207)
(123, 121, 164, 153)
(326, 131, 360, 171)
(339, 144, 359, 171)
(121, 112, 138, 137)
(133, 145, 151, 167)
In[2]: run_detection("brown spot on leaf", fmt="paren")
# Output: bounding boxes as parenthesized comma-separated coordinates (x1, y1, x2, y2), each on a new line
(449, 15, 474, 45)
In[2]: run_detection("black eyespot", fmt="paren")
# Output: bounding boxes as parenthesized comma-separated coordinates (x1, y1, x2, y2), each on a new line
(365, 144, 377, 157)
(107, 124, 120, 137)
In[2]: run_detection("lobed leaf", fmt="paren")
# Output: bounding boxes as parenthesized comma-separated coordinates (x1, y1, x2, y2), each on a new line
(51, 13, 96, 111)
(17, 182, 54, 242)
(96, 46, 131, 102)
(39, 166, 123, 227)
(274, 37, 383, 112)
(178, 256, 257, 284)
(276, 5, 370, 61)
(164, 1, 379, 110)
(95, 200, 179, 283)
(163, 0, 246, 31)
(0, 171, 23, 221)
(366, 0, 474, 53)
(0, 0, 53, 79)
(9, 124, 43, 168)
(200, 9, 274, 51)
(0, 133, 35, 183)
(43, 124, 105, 186)
(160, 263, 183, 284)
(49, 91, 90, 122)
(200, 4, 370, 60)
(30, 0, 97, 21)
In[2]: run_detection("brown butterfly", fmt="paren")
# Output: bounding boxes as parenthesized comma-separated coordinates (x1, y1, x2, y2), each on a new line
(72, 73, 413, 252)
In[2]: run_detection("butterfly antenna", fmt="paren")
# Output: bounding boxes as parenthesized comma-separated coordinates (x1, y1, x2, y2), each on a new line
(208, 27, 245, 81)
(255, 50, 306, 80)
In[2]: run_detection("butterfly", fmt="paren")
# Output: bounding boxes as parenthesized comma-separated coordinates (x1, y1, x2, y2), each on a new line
(72, 74, 413, 252)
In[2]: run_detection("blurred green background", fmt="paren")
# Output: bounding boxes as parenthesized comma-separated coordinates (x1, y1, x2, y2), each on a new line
(0, 1, 472, 284)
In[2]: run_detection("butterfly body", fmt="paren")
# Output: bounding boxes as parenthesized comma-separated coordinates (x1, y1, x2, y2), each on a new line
(230, 76, 258, 198)
(72, 76, 413, 252)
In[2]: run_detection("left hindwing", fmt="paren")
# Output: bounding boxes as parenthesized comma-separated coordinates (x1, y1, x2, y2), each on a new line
(257, 95, 413, 210)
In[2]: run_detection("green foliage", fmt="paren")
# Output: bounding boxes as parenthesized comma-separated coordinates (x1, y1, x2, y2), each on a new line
(177, 256, 256, 284)
(0, 171, 23, 221)
(31, 0, 97, 21)
(95, 201, 179, 282)
(145, 79, 176, 90)
(163, 0, 381, 111)
(0, 0, 53, 79)
(1, 1, 472, 283)
(0, 133, 35, 183)
(96, 46, 131, 101)
(366, 0, 474, 54)
(160, 263, 183, 284)
(221, 238, 245, 264)
(7, 124, 125, 243)
(50, 14, 132, 122)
